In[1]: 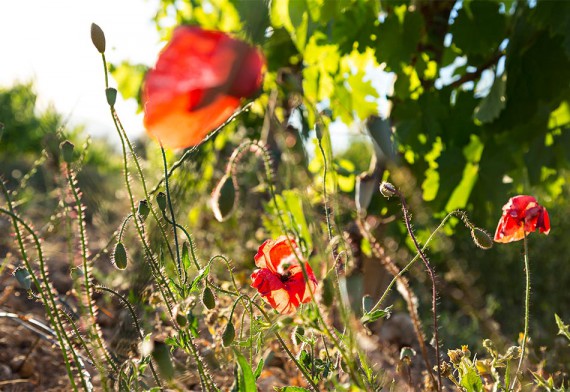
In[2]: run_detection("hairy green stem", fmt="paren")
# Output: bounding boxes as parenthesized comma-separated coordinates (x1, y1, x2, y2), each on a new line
(511, 232, 529, 390)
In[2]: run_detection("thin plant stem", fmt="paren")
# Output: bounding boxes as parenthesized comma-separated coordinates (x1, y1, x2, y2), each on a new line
(95, 286, 162, 389)
(394, 188, 442, 392)
(160, 145, 183, 280)
(511, 232, 530, 390)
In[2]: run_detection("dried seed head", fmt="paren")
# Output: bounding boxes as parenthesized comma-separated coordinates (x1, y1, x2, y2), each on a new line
(379, 181, 397, 198)
(90, 23, 106, 53)
(447, 348, 464, 365)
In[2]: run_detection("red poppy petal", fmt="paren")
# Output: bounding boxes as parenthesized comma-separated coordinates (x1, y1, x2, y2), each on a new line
(145, 94, 239, 149)
(143, 26, 265, 149)
(538, 207, 551, 234)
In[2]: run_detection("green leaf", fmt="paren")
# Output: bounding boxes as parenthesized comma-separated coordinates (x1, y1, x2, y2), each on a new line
(181, 242, 191, 271)
(555, 314, 570, 342)
(253, 358, 264, 380)
(190, 262, 211, 292)
(459, 367, 483, 392)
(232, 348, 257, 392)
(361, 305, 393, 324)
(275, 387, 311, 392)
(474, 72, 507, 124)
(109, 61, 148, 107)
(270, 0, 315, 53)
(451, 1, 506, 58)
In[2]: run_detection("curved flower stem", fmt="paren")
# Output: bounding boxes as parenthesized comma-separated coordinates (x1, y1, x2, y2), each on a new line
(394, 188, 442, 392)
(160, 145, 183, 281)
(511, 232, 529, 390)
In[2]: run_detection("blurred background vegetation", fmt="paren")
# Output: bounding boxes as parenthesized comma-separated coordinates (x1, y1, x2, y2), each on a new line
(2, 0, 569, 381)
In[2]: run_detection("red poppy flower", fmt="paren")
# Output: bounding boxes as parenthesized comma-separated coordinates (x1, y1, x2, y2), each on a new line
(251, 237, 317, 315)
(142, 26, 265, 149)
(494, 195, 551, 243)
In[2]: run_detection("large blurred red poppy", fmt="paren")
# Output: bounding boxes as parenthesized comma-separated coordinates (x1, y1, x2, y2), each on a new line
(494, 195, 550, 243)
(251, 237, 317, 315)
(142, 26, 264, 149)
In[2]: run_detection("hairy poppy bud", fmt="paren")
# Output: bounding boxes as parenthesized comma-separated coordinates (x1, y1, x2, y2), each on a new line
(90, 23, 106, 53)
(137, 200, 150, 221)
(211, 174, 237, 222)
(379, 181, 397, 198)
(156, 192, 167, 212)
(14, 267, 32, 290)
(60, 140, 75, 163)
(113, 242, 128, 270)
(202, 287, 216, 310)
(471, 227, 493, 249)
(222, 321, 235, 347)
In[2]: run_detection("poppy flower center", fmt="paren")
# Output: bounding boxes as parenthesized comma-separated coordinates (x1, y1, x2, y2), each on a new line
(279, 271, 292, 283)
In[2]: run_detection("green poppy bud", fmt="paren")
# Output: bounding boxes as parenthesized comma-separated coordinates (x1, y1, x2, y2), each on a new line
(60, 140, 75, 163)
(113, 242, 128, 270)
(202, 287, 216, 310)
(156, 192, 167, 212)
(211, 174, 237, 222)
(105, 87, 117, 106)
(137, 200, 150, 221)
(222, 321, 235, 347)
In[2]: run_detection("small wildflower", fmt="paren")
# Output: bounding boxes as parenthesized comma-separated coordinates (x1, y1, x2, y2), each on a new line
(494, 195, 550, 243)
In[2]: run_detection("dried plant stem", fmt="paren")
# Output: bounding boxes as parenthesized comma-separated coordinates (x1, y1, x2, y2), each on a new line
(394, 189, 442, 391)
(510, 233, 530, 390)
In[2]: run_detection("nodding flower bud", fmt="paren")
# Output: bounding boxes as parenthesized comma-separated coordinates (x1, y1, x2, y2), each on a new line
(202, 287, 216, 310)
(90, 23, 106, 53)
(222, 321, 235, 347)
(137, 200, 150, 221)
(156, 192, 167, 212)
(113, 242, 128, 270)
(14, 267, 32, 290)
(503, 346, 521, 360)
(471, 227, 493, 249)
(106, 87, 117, 106)
(211, 174, 238, 222)
(379, 181, 397, 198)
(60, 140, 75, 163)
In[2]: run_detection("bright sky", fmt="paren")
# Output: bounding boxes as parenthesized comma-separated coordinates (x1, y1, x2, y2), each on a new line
(0, 0, 162, 144)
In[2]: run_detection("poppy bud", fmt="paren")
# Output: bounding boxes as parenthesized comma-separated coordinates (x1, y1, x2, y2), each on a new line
(292, 326, 305, 346)
(202, 287, 216, 310)
(176, 312, 187, 327)
(113, 242, 128, 270)
(60, 140, 75, 163)
(14, 267, 32, 290)
(90, 23, 106, 53)
(211, 174, 237, 222)
(222, 321, 235, 347)
(156, 192, 167, 212)
(379, 181, 397, 198)
(137, 200, 150, 221)
(106, 87, 117, 106)
(321, 276, 334, 307)
(471, 227, 493, 250)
